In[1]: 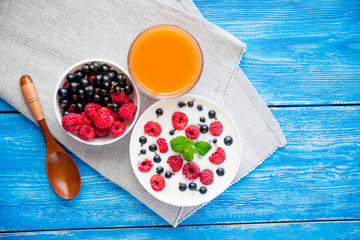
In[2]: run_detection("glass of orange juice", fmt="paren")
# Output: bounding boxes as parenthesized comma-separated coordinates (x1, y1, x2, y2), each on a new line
(128, 25, 203, 98)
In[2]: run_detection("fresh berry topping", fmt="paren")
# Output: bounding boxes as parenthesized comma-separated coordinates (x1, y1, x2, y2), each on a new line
(156, 138, 168, 153)
(59, 99, 70, 110)
(200, 124, 209, 133)
(169, 130, 175, 135)
(216, 168, 225, 176)
(150, 174, 165, 191)
(140, 149, 146, 155)
(156, 166, 164, 174)
(79, 78, 90, 88)
(93, 93, 101, 103)
(208, 110, 216, 119)
(62, 113, 81, 132)
(200, 169, 214, 185)
(113, 85, 122, 94)
(139, 136, 147, 144)
(138, 159, 153, 173)
(84, 102, 101, 119)
(178, 102, 185, 108)
(101, 64, 110, 73)
(109, 109, 121, 121)
(197, 104, 203, 111)
(81, 64, 90, 74)
(182, 162, 200, 181)
(68, 104, 76, 113)
(90, 62, 101, 72)
(144, 121, 162, 137)
(95, 127, 109, 138)
(110, 121, 126, 137)
(200, 117, 205, 123)
(110, 91, 125, 103)
(68, 82, 79, 92)
(209, 147, 226, 165)
(79, 112, 93, 125)
(62, 110, 70, 117)
(172, 112, 188, 130)
(188, 182, 197, 191)
(111, 103, 119, 112)
(94, 107, 114, 129)
(199, 187, 207, 194)
(179, 183, 187, 191)
(124, 84, 133, 95)
(78, 125, 95, 141)
(209, 121, 223, 136)
(224, 136, 233, 146)
(165, 171, 172, 178)
(185, 125, 200, 140)
(62, 82, 69, 89)
(167, 155, 183, 172)
(154, 155, 161, 163)
(117, 74, 127, 87)
(66, 73, 75, 82)
(149, 144, 157, 152)
(156, 108, 163, 116)
(84, 85, 95, 96)
(119, 103, 137, 121)
(187, 101, 194, 107)
(108, 70, 117, 81)
(123, 95, 134, 104)
(213, 138, 217, 144)
(58, 87, 68, 98)
(73, 70, 83, 81)
(75, 103, 84, 113)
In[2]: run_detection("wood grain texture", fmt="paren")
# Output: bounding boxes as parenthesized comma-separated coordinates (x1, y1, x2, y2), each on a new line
(0, 106, 359, 231)
(1, 221, 359, 239)
(193, 0, 360, 105)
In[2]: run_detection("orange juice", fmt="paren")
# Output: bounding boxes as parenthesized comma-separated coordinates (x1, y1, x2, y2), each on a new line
(128, 25, 203, 98)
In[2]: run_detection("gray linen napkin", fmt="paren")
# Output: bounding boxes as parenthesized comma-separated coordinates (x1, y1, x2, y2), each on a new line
(0, 0, 286, 226)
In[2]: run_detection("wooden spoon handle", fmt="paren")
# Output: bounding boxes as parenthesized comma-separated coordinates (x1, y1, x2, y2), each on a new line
(20, 75, 45, 122)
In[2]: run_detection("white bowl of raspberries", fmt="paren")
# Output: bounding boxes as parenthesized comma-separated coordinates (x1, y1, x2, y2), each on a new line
(55, 59, 140, 145)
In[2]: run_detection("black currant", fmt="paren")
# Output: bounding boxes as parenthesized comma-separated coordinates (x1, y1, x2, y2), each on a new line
(79, 78, 90, 88)
(156, 166, 164, 174)
(102, 75, 110, 89)
(59, 99, 69, 110)
(178, 102, 185, 108)
(94, 74, 103, 87)
(197, 104, 203, 111)
(179, 183, 187, 192)
(73, 70, 83, 81)
(189, 182, 197, 191)
(165, 171, 172, 178)
(153, 155, 161, 163)
(110, 80, 118, 90)
(139, 136, 147, 144)
(111, 102, 119, 111)
(75, 103, 84, 112)
(208, 110, 216, 119)
(169, 130, 175, 135)
(213, 138, 217, 144)
(84, 85, 95, 96)
(81, 64, 90, 74)
(102, 96, 111, 105)
(58, 87, 68, 98)
(77, 89, 85, 100)
(114, 85, 121, 94)
(140, 149, 146, 154)
(149, 144, 157, 152)
(156, 108, 163, 116)
(66, 73, 75, 82)
(68, 82, 79, 92)
(62, 110, 70, 117)
(101, 64, 110, 73)
(199, 187, 207, 194)
(200, 117, 205, 123)
(224, 136, 233, 146)
(93, 93, 101, 103)
(124, 84, 133, 95)
(216, 168, 225, 176)
(116, 74, 126, 87)
(90, 62, 101, 72)
(108, 70, 118, 81)
(200, 124, 209, 133)
(188, 101, 194, 107)
(100, 89, 108, 97)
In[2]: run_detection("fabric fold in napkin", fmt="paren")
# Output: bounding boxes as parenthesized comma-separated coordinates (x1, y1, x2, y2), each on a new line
(0, 0, 286, 226)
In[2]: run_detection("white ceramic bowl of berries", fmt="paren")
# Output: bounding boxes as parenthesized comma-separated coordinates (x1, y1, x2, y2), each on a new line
(55, 59, 140, 145)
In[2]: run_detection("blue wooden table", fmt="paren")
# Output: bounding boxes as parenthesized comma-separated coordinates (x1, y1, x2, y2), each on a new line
(1, 0, 359, 239)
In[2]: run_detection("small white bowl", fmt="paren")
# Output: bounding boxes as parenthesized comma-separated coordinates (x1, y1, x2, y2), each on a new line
(54, 59, 140, 145)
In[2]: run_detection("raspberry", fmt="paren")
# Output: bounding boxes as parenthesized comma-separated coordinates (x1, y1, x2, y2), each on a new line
(62, 82, 69, 88)
(109, 108, 121, 121)
(167, 155, 183, 172)
(150, 174, 165, 191)
(95, 127, 109, 138)
(62, 113, 81, 132)
(144, 121, 162, 137)
(182, 162, 200, 180)
(119, 103, 137, 121)
(110, 121, 126, 137)
(110, 91, 125, 103)
(79, 112, 93, 125)
(200, 169, 214, 185)
(78, 125, 95, 141)
(138, 159, 153, 172)
(124, 95, 134, 104)
(209, 147, 226, 165)
(156, 138, 168, 153)
(94, 107, 114, 129)
(84, 102, 101, 119)
(68, 104, 76, 113)
(172, 112, 188, 130)
(209, 121, 223, 136)
(185, 125, 200, 140)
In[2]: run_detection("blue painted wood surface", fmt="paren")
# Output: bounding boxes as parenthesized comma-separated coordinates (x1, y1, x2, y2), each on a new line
(1, 0, 360, 238)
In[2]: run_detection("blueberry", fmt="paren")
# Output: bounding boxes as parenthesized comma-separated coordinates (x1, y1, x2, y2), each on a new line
(75, 103, 84, 112)
(81, 64, 90, 74)
(224, 136, 233, 146)
(197, 104, 203, 111)
(102, 75, 110, 89)
(169, 130, 175, 135)
(188, 101, 194, 107)
(178, 102, 185, 108)
(90, 62, 101, 72)
(199, 187, 207, 194)
(200, 124, 209, 133)
(124, 84, 133, 95)
(84, 85, 95, 96)
(179, 183, 187, 192)
(165, 171, 172, 178)
(73, 70, 83, 81)
(68, 82, 79, 92)
(111, 102, 119, 111)
(101, 64, 110, 73)
(153, 154, 161, 163)
(156, 108, 163, 116)
(216, 168, 225, 176)
(102, 96, 111, 105)
(94, 74, 103, 87)
(213, 138, 217, 144)
(66, 73, 75, 82)
(62, 110, 70, 117)
(114, 85, 122, 94)
(189, 182, 197, 191)
(149, 144, 157, 152)
(77, 89, 85, 100)
(59, 99, 69, 110)
(208, 110, 216, 119)
(58, 87, 68, 98)
(139, 136, 147, 144)
(140, 149, 146, 155)
(117, 74, 127, 87)
(200, 117, 206, 123)
(108, 70, 118, 81)
(79, 78, 90, 88)
(156, 166, 164, 174)
(93, 93, 101, 103)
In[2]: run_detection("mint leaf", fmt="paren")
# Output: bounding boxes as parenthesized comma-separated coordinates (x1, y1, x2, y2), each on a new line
(183, 146, 197, 161)
(194, 141, 212, 156)
(184, 138, 195, 147)
(170, 136, 186, 153)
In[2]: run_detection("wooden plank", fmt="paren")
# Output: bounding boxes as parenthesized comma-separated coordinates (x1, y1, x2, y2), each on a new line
(0, 99, 15, 111)
(0, 106, 359, 231)
(1, 221, 359, 239)
(193, 0, 360, 105)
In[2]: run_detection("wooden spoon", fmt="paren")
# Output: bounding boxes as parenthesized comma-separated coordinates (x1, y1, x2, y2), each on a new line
(20, 75, 81, 199)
